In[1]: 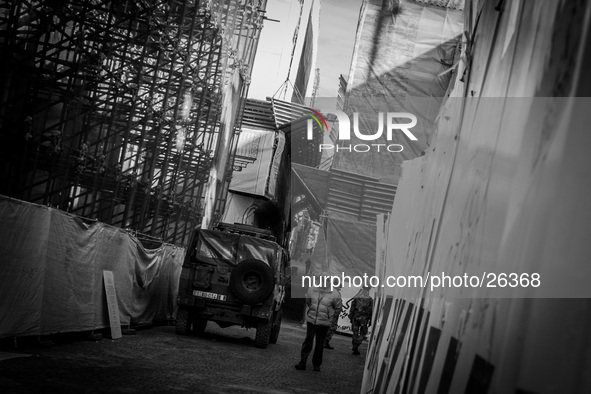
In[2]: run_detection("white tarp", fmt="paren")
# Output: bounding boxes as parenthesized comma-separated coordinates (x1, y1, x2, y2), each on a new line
(0, 196, 184, 338)
(221, 192, 264, 226)
(229, 128, 277, 197)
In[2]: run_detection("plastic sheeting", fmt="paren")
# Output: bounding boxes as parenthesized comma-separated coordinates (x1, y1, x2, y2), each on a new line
(229, 128, 283, 198)
(221, 193, 262, 226)
(0, 196, 184, 338)
(332, 1, 464, 185)
(306, 218, 376, 281)
(295, 217, 377, 333)
(193, 229, 278, 267)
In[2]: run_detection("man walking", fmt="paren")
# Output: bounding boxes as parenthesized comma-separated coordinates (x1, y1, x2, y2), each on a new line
(295, 280, 341, 372)
(349, 286, 373, 355)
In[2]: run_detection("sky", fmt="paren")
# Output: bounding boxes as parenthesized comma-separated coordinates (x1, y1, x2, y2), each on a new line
(315, 0, 362, 97)
(248, 0, 361, 100)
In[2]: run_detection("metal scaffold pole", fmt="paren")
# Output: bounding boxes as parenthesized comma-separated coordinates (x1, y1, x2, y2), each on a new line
(0, 0, 267, 246)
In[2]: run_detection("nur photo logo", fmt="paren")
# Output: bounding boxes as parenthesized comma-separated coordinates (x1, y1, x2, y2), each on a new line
(304, 108, 419, 153)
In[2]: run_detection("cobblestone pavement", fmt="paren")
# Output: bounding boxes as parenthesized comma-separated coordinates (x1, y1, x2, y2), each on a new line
(0, 319, 367, 394)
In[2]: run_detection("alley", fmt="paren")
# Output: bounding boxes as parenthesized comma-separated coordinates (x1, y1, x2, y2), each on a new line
(0, 319, 366, 394)
(2, 0, 591, 392)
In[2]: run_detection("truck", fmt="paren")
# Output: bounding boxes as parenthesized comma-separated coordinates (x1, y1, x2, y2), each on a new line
(174, 98, 321, 348)
(175, 221, 288, 348)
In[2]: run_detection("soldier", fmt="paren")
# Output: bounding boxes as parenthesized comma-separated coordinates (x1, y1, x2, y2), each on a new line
(324, 286, 343, 349)
(349, 286, 373, 355)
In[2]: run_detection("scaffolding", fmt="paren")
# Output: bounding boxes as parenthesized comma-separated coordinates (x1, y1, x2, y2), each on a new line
(0, 0, 267, 246)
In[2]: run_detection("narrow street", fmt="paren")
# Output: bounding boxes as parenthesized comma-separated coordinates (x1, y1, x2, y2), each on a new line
(2, 1, 590, 392)
(0, 318, 365, 394)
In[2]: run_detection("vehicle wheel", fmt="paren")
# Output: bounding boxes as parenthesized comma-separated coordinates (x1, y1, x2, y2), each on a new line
(191, 317, 207, 335)
(269, 309, 282, 344)
(254, 319, 272, 349)
(175, 306, 190, 335)
(229, 259, 274, 304)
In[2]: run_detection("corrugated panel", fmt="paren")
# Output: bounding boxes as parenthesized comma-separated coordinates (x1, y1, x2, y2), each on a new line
(326, 169, 397, 223)
(238, 98, 323, 166)
(318, 156, 334, 171)
(241, 99, 276, 130)
(270, 98, 311, 127)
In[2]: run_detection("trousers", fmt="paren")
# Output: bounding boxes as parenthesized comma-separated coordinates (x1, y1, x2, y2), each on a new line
(301, 322, 329, 367)
(351, 317, 369, 349)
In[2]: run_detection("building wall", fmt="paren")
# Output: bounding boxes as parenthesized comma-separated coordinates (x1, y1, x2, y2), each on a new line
(363, 1, 591, 392)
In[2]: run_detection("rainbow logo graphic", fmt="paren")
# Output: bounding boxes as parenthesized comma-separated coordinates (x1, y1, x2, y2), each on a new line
(304, 108, 329, 132)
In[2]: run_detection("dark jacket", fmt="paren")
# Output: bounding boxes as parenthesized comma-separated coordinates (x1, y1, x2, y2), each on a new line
(305, 287, 342, 326)
(349, 292, 373, 322)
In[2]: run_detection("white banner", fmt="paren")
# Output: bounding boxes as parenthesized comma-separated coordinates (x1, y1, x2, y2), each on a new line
(229, 128, 276, 197)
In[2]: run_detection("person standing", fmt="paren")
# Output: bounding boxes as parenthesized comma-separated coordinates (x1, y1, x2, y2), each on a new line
(304, 258, 312, 275)
(349, 286, 373, 355)
(295, 282, 341, 372)
(324, 286, 343, 349)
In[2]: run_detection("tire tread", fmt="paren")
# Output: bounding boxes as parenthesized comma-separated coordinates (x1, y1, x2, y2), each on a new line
(175, 307, 190, 335)
(254, 319, 272, 348)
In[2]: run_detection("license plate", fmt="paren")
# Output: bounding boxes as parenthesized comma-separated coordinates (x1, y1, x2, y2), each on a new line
(193, 290, 227, 301)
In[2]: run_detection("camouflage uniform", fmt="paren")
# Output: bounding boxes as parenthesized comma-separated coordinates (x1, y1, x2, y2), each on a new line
(349, 288, 373, 355)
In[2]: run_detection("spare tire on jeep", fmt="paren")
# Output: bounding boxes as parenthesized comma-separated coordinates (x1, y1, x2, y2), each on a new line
(229, 259, 274, 304)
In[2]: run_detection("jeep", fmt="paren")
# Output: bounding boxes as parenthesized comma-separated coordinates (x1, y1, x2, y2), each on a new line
(176, 223, 288, 348)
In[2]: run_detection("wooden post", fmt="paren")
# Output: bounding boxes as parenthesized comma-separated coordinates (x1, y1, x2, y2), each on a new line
(103, 271, 122, 340)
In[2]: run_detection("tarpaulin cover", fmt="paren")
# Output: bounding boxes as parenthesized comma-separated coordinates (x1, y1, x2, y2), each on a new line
(296, 217, 376, 333)
(195, 229, 240, 266)
(0, 196, 185, 338)
(331, 1, 464, 185)
(195, 229, 278, 268)
(221, 192, 262, 226)
(291, 163, 330, 216)
(306, 218, 376, 279)
(229, 127, 278, 197)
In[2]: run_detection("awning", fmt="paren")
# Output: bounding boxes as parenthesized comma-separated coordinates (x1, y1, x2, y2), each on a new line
(291, 163, 330, 217)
